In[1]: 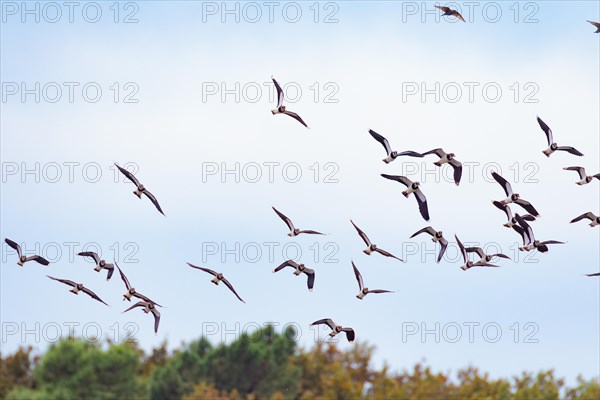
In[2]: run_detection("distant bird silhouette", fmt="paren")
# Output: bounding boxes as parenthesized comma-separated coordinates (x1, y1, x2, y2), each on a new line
(350, 220, 403, 261)
(271, 76, 309, 128)
(491, 172, 540, 217)
(123, 301, 160, 335)
(272, 207, 324, 237)
(587, 20, 600, 33)
(584, 272, 600, 277)
(4, 238, 49, 267)
(77, 252, 114, 280)
(380, 174, 430, 220)
(352, 261, 394, 300)
(570, 212, 599, 227)
(311, 318, 355, 342)
(368, 129, 424, 164)
(410, 226, 448, 263)
(187, 263, 245, 303)
(563, 167, 600, 185)
(435, 5, 465, 22)
(536, 117, 583, 157)
(273, 260, 315, 291)
(114, 163, 165, 216)
(47, 276, 108, 306)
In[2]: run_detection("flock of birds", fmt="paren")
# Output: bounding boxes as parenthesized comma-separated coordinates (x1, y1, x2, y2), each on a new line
(4, 8, 600, 341)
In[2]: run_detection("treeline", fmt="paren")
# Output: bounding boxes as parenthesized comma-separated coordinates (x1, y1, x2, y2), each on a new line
(1, 325, 598, 400)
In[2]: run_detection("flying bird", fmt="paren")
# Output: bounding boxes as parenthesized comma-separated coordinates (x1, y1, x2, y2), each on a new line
(115, 262, 162, 306)
(584, 272, 600, 277)
(187, 262, 245, 303)
(435, 5, 466, 22)
(114, 163, 165, 216)
(350, 220, 403, 261)
(352, 261, 394, 300)
(380, 174, 430, 221)
(368, 129, 424, 164)
(47, 276, 108, 305)
(511, 224, 530, 246)
(536, 117, 583, 157)
(455, 235, 500, 271)
(514, 214, 564, 253)
(123, 301, 161, 335)
(4, 238, 49, 267)
(562, 167, 600, 185)
(77, 252, 114, 280)
(271, 76, 309, 128)
(492, 201, 536, 228)
(272, 207, 324, 237)
(410, 226, 448, 263)
(310, 318, 355, 342)
(570, 212, 599, 227)
(491, 172, 540, 217)
(465, 246, 511, 265)
(422, 148, 463, 185)
(273, 260, 315, 291)
(587, 20, 600, 33)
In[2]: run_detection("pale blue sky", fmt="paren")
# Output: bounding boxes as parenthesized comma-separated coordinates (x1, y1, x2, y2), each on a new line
(1, 0, 599, 384)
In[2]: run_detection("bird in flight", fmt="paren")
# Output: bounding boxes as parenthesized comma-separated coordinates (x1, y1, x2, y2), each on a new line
(465, 246, 511, 265)
(536, 117, 583, 157)
(115, 262, 163, 306)
(273, 260, 316, 291)
(352, 261, 394, 300)
(422, 148, 463, 186)
(272, 207, 324, 237)
(4, 238, 49, 267)
(77, 252, 114, 280)
(271, 76, 309, 128)
(47, 276, 109, 306)
(562, 167, 600, 185)
(123, 301, 161, 335)
(350, 220, 403, 261)
(114, 163, 165, 216)
(587, 20, 600, 33)
(380, 174, 430, 221)
(455, 235, 500, 271)
(368, 129, 424, 164)
(410, 226, 448, 263)
(311, 318, 355, 342)
(570, 212, 599, 227)
(491, 172, 540, 217)
(187, 263, 245, 303)
(514, 214, 564, 253)
(435, 5, 466, 22)
(492, 201, 536, 228)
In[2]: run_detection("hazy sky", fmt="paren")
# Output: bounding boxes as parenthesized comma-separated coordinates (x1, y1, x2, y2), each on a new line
(1, 1, 599, 384)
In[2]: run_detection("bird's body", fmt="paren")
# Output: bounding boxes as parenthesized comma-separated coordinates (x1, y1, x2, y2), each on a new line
(114, 163, 165, 216)
(410, 226, 448, 263)
(123, 301, 161, 334)
(350, 220, 403, 261)
(571, 212, 600, 227)
(491, 172, 540, 217)
(563, 167, 600, 185)
(187, 263, 245, 303)
(368, 129, 423, 164)
(47, 276, 109, 305)
(352, 261, 394, 300)
(115, 262, 162, 306)
(455, 235, 500, 271)
(273, 260, 315, 291)
(271, 76, 309, 128)
(4, 238, 50, 267)
(435, 5, 466, 22)
(77, 252, 114, 280)
(537, 117, 583, 158)
(514, 214, 564, 253)
(422, 148, 462, 185)
(380, 174, 430, 221)
(272, 207, 324, 237)
(310, 318, 355, 342)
